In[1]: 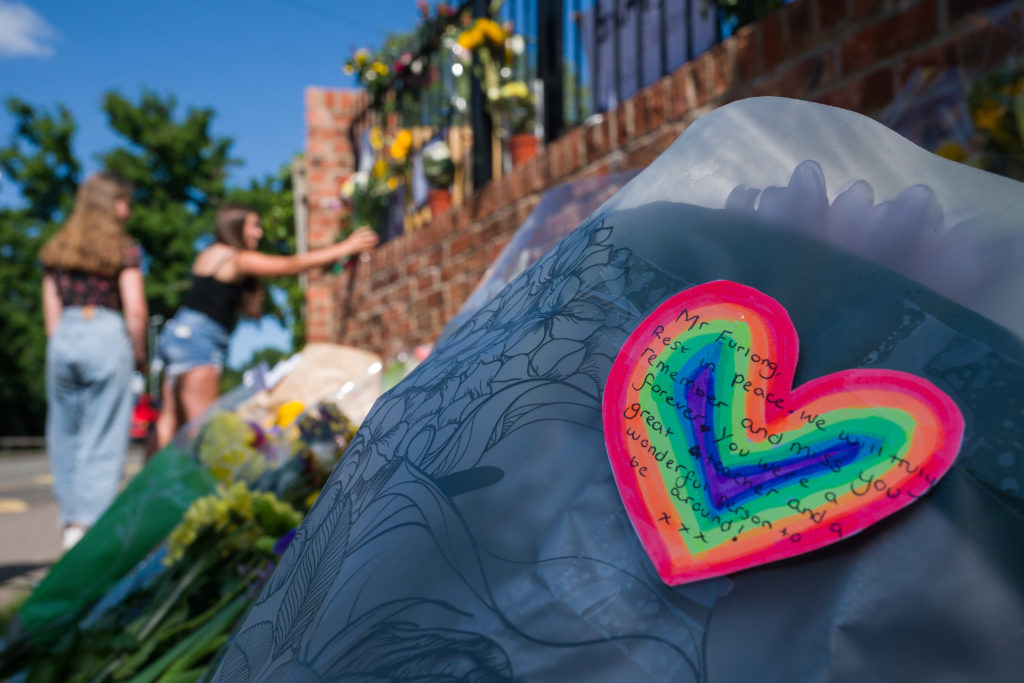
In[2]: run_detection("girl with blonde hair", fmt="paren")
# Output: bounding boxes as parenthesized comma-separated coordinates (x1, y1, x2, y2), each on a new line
(40, 171, 148, 549)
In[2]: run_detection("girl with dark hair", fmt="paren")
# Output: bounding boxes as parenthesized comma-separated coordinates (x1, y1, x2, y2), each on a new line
(40, 171, 148, 550)
(155, 204, 378, 448)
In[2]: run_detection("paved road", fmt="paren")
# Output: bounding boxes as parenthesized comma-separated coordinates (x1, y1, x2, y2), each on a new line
(0, 448, 142, 610)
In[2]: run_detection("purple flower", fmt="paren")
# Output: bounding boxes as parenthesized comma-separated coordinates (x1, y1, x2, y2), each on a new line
(273, 528, 298, 556)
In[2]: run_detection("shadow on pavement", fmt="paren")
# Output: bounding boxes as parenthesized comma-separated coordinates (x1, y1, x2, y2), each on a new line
(0, 564, 51, 584)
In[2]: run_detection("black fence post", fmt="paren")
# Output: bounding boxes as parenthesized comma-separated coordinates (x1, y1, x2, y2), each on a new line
(537, 0, 565, 142)
(471, 0, 493, 189)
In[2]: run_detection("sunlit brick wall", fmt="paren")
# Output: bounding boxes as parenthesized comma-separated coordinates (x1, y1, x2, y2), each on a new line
(304, 0, 1021, 359)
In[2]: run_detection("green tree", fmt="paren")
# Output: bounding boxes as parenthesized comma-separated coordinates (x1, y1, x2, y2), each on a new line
(0, 100, 81, 435)
(99, 89, 238, 317)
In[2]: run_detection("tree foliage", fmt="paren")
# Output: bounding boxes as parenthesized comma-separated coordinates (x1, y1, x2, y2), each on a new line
(0, 91, 302, 436)
(99, 90, 238, 317)
(0, 101, 81, 434)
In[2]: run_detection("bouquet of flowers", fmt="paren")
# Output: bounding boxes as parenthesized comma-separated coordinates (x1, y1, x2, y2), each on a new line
(422, 139, 455, 189)
(494, 80, 535, 135)
(344, 48, 394, 110)
(0, 399, 359, 680)
(340, 166, 393, 235)
(453, 12, 530, 137)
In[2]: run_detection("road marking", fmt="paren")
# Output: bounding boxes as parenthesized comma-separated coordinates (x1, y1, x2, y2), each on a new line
(0, 498, 29, 514)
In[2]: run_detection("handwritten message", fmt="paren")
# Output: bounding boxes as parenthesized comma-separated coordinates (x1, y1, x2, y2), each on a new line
(602, 280, 964, 585)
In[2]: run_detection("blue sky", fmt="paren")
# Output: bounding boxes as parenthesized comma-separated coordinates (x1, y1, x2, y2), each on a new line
(0, 0, 424, 366)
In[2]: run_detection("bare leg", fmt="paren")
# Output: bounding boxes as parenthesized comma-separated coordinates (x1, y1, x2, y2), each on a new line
(178, 365, 221, 425)
(154, 375, 180, 451)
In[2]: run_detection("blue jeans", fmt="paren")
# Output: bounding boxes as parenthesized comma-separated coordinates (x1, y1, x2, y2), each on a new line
(157, 307, 230, 379)
(46, 306, 134, 526)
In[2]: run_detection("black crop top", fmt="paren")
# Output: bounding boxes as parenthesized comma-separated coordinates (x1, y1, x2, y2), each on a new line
(182, 275, 241, 331)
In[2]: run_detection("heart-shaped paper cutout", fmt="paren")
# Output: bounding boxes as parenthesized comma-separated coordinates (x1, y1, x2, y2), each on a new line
(603, 280, 964, 585)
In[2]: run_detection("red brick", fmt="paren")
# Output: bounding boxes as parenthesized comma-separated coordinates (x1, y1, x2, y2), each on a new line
(634, 92, 651, 137)
(897, 42, 959, 84)
(733, 25, 760, 82)
(614, 106, 628, 147)
(710, 42, 736, 99)
(948, 0, 1011, 23)
(784, 0, 816, 55)
(816, 0, 847, 36)
(815, 67, 894, 114)
(564, 127, 584, 173)
(424, 291, 443, 309)
(953, 14, 1020, 66)
(692, 54, 714, 106)
(849, 0, 884, 21)
(670, 63, 695, 119)
(760, 12, 787, 72)
(451, 233, 473, 255)
(646, 83, 667, 131)
(841, 1, 939, 75)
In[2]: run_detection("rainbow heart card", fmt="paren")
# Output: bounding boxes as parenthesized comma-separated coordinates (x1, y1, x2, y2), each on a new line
(602, 280, 964, 585)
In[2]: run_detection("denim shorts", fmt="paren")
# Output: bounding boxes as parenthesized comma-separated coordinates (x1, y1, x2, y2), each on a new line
(157, 307, 230, 378)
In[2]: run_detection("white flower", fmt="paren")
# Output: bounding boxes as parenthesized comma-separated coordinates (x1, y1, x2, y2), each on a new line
(423, 140, 452, 163)
(506, 34, 525, 55)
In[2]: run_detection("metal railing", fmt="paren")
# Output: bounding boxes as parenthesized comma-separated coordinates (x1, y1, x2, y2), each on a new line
(347, 1, 784, 200)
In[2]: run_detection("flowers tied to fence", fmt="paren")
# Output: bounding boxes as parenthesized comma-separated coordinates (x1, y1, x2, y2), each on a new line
(422, 139, 455, 189)
(454, 14, 532, 138)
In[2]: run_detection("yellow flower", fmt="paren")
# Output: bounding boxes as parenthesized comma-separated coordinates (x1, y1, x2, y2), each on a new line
(457, 26, 483, 50)
(386, 176, 399, 191)
(1000, 78, 1024, 96)
(500, 80, 531, 101)
(973, 98, 1005, 132)
(343, 63, 354, 75)
(354, 49, 368, 67)
(934, 140, 968, 162)
(371, 61, 389, 76)
(304, 490, 320, 509)
(276, 400, 306, 428)
(389, 129, 413, 161)
(477, 18, 505, 45)
(369, 126, 384, 150)
(221, 481, 255, 521)
(373, 159, 389, 179)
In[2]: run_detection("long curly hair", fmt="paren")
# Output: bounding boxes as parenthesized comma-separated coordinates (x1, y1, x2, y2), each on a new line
(39, 171, 135, 277)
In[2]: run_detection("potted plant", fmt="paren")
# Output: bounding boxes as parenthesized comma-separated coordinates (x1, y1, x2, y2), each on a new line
(496, 80, 538, 165)
(421, 139, 455, 215)
(454, 15, 537, 169)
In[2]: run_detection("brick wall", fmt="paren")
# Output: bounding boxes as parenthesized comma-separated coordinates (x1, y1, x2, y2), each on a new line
(304, 0, 1021, 358)
(303, 88, 367, 342)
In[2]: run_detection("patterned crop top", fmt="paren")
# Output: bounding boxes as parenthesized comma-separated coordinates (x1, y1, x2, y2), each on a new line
(46, 242, 142, 312)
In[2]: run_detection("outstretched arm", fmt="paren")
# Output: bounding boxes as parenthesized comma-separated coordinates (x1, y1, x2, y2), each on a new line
(234, 227, 379, 278)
